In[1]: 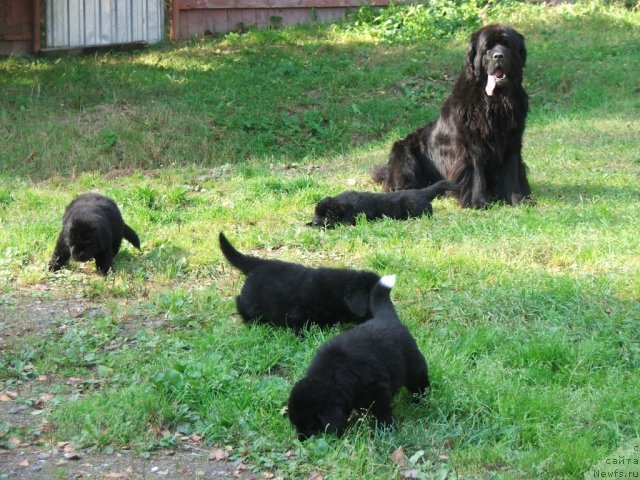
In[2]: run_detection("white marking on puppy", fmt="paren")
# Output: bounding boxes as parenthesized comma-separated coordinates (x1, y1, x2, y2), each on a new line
(380, 274, 396, 289)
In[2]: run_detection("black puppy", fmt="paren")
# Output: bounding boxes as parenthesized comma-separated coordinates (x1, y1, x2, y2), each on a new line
(219, 232, 380, 330)
(48, 193, 140, 275)
(311, 180, 458, 227)
(288, 275, 429, 439)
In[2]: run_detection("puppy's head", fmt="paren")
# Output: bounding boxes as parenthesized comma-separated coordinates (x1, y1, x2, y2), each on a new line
(310, 196, 350, 228)
(288, 376, 349, 440)
(67, 220, 101, 262)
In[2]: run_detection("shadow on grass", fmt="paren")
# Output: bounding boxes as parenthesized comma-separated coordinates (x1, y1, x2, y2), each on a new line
(535, 181, 640, 203)
(1, 8, 637, 180)
(113, 244, 190, 277)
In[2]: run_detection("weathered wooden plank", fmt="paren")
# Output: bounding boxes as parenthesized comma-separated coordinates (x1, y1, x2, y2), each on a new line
(179, 0, 389, 10)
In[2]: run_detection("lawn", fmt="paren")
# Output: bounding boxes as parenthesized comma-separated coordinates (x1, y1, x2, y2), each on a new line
(1, 1, 639, 478)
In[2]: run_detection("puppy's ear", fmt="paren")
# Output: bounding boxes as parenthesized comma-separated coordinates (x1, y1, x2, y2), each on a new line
(344, 287, 369, 318)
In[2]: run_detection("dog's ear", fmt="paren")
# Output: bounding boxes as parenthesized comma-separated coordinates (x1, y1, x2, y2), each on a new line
(466, 33, 480, 74)
(344, 286, 369, 318)
(516, 31, 527, 68)
(465, 41, 476, 72)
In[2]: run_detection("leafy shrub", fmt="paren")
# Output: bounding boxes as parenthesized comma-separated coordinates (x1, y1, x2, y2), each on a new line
(347, 0, 490, 43)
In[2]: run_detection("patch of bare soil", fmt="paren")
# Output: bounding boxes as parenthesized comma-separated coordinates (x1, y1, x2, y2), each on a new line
(0, 295, 259, 480)
(0, 291, 102, 353)
(0, 444, 257, 479)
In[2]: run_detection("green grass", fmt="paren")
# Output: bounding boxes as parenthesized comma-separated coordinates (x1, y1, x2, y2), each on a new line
(1, 1, 639, 478)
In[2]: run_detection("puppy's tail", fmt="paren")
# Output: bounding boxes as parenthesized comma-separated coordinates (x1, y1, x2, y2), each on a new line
(123, 224, 141, 250)
(219, 232, 263, 274)
(421, 180, 459, 201)
(369, 274, 399, 321)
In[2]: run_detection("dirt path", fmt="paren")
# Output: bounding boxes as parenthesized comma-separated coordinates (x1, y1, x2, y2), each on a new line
(0, 292, 259, 480)
(0, 444, 257, 479)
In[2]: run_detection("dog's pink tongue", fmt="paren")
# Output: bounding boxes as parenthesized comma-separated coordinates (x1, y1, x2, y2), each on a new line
(485, 74, 497, 96)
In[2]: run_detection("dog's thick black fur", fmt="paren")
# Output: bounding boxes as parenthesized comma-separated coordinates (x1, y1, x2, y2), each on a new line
(310, 179, 458, 227)
(48, 193, 140, 275)
(373, 24, 531, 209)
(219, 232, 380, 330)
(288, 275, 429, 439)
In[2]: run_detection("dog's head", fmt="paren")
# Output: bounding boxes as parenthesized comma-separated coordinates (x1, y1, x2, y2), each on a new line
(66, 219, 104, 262)
(288, 376, 350, 440)
(465, 24, 526, 96)
(309, 195, 352, 228)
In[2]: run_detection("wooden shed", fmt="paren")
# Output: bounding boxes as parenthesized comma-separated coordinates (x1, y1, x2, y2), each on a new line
(0, 0, 40, 55)
(170, 0, 390, 39)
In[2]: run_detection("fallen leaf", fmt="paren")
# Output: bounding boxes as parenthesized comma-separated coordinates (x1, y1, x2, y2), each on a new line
(57, 441, 71, 450)
(263, 472, 275, 479)
(37, 375, 49, 381)
(190, 434, 202, 443)
(35, 393, 55, 406)
(104, 473, 130, 479)
(308, 472, 324, 480)
(390, 447, 408, 467)
(208, 448, 229, 461)
(18, 459, 30, 467)
(0, 391, 17, 401)
(63, 443, 76, 453)
(233, 463, 248, 478)
(400, 468, 420, 479)
(7, 437, 20, 449)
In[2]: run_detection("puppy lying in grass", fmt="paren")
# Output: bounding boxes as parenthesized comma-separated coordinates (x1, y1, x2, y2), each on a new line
(287, 274, 429, 439)
(48, 192, 140, 275)
(219, 232, 380, 331)
(310, 179, 458, 227)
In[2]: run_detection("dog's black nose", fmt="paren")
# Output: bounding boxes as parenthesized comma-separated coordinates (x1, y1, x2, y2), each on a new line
(492, 51, 504, 60)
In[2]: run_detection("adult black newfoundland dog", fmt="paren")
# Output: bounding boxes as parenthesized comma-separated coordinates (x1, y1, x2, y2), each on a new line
(219, 232, 380, 330)
(48, 192, 140, 275)
(373, 24, 531, 208)
(310, 179, 458, 227)
(288, 275, 429, 439)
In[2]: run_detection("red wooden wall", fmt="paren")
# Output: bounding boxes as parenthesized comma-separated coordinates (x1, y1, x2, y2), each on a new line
(0, 0, 40, 55)
(171, 0, 390, 39)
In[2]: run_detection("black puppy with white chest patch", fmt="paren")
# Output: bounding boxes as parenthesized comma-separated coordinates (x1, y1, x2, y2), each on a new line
(219, 232, 380, 331)
(311, 180, 458, 227)
(288, 275, 429, 439)
(48, 192, 140, 275)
